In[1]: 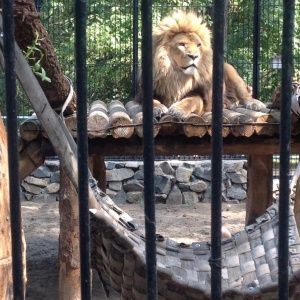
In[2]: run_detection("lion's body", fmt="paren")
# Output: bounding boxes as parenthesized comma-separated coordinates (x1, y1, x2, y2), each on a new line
(135, 11, 265, 119)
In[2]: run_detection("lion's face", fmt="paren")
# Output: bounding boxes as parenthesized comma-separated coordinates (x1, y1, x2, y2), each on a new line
(168, 32, 203, 77)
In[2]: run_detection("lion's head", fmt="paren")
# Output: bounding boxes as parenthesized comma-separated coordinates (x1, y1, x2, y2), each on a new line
(152, 11, 213, 107)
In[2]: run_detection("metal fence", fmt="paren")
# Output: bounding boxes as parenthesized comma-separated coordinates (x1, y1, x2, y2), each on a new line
(1, 0, 300, 117)
(1, 1, 296, 300)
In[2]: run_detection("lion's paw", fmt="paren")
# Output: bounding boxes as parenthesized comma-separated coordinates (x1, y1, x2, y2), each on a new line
(244, 99, 266, 111)
(153, 103, 168, 118)
(168, 105, 189, 120)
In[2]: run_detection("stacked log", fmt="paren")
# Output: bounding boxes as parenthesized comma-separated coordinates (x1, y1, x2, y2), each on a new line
(19, 115, 41, 142)
(223, 109, 255, 137)
(87, 100, 109, 138)
(108, 100, 134, 138)
(233, 107, 278, 136)
(182, 114, 206, 138)
(201, 112, 230, 137)
(158, 114, 181, 136)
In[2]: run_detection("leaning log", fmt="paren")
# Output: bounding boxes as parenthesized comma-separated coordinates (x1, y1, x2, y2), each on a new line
(59, 170, 81, 300)
(10, 0, 76, 115)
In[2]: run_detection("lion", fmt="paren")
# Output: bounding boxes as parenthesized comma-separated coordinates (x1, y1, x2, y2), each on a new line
(134, 11, 266, 119)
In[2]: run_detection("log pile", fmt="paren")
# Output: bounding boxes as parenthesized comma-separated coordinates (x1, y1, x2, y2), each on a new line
(17, 100, 300, 142)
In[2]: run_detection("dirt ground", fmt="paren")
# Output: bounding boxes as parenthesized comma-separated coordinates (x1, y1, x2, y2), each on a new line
(22, 197, 246, 300)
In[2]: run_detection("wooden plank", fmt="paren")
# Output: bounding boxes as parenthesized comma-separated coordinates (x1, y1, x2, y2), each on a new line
(246, 155, 273, 225)
(19, 138, 45, 180)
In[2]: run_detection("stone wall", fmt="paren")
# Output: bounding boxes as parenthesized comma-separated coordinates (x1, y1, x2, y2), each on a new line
(106, 160, 247, 205)
(20, 158, 248, 205)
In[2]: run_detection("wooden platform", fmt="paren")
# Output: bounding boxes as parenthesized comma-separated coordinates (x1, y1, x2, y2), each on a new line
(18, 101, 300, 226)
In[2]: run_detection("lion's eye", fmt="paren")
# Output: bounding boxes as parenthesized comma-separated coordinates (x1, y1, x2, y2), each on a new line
(179, 43, 185, 47)
(197, 43, 202, 47)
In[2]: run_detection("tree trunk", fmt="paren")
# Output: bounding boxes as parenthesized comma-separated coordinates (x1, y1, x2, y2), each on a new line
(0, 113, 20, 300)
(10, 0, 76, 115)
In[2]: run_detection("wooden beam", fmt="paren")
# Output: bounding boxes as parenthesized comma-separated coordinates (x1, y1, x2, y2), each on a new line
(89, 156, 106, 192)
(246, 155, 274, 225)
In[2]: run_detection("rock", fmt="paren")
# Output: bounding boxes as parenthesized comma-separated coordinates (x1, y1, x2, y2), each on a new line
(31, 167, 51, 178)
(176, 167, 193, 183)
(106, 189, 117, 199)
(159, 161, 175, 175)
(50, 171, 60, 183)
(190, 180, 207, 193)
(109, 181, 123, 191)
(226, 169, 247, 184)
(106, 161, 117, 170)
(45, 159, 60, 172)
(24, 192, 33, 201)
(44, 183, 60, 194)
(155, 176, 172, 194)
(182, 191, 198, 204)
(193, 166, 212, 181)
(155, 194, 167, 203)
(134, 170, 144, 180)
(21, 182, 43, 195)
(202, 184, 212, 203)
(113, 189, 127, 204)
(126, 191, 144, 204)
(123, 179, 144, 192)
(223, 160, 245, 173)
(106, 168, 134, 181)
(125, 161, 140, 169)
(154, 166, 164, 176)
(166, 185, 182, 205)
(227, 184, 247, 200)
(24, 176, 48, 188)
(115, 162, 125, 168)
(178, 182, 190, 192)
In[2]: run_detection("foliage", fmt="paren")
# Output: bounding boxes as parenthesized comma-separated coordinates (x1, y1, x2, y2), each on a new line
(0, 0, 299, 115)
(23, 30, 51, 83)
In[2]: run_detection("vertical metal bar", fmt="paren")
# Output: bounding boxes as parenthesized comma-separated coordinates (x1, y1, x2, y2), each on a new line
(2, 0, 24, 299)
(210, 0, 225, 299)
(74, 0, 91, 298)
(132, 0, 139, 97)
(278, 0, 295, 299)
(252, 0, 261, 99)
(141, 1, 157, 299)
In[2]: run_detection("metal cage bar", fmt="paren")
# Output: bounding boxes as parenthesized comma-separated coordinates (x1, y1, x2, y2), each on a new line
(74, 0, 91, 298)
(278, 0, 295, 298)
(141, 1, 158, 299)
(2, 0, 24, 299)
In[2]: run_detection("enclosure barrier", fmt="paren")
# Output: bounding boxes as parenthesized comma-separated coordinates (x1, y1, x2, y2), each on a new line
(1, 0, 299, 300)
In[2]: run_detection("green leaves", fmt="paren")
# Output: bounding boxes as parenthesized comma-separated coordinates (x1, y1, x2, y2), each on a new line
(23, 31, 51, 83)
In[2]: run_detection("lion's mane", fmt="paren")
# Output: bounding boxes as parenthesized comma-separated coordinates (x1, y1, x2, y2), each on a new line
(151, 11, 213, 108)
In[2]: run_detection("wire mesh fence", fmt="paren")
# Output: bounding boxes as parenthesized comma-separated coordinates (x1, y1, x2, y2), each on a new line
(1, 0, 300, 117)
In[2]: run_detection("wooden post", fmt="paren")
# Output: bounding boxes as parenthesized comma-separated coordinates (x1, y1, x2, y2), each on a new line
(0, 114, 13, 299)
(59, 168, 81, 300)
(246, 155, 273, 225)
(89, 155, 106, 192)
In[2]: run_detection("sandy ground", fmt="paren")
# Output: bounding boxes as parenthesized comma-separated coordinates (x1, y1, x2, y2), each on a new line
(22, 197, 246, 300)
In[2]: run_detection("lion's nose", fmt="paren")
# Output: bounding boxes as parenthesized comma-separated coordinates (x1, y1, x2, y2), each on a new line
(187, 54, 199, 60)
